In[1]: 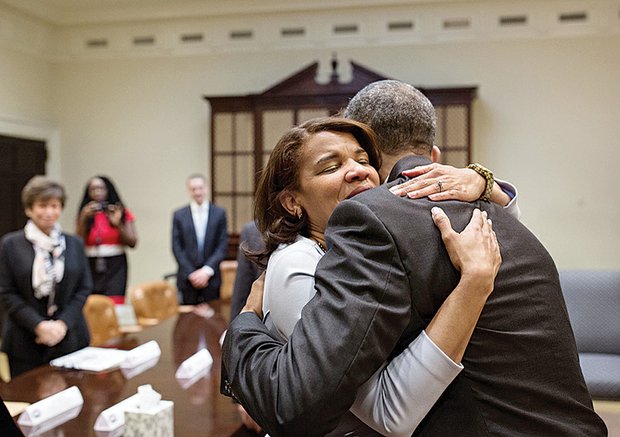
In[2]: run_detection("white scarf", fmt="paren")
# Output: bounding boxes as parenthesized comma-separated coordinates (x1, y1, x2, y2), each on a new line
(24, 220, 66, 299)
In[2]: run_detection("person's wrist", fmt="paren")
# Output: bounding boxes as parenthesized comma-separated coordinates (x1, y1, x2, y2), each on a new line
(467, 163, 494, 201)
(465, 168, 486, 199)
(459, 269, 495, 297)
(240, 306, 262, 318)
(489, 182, 511, 207)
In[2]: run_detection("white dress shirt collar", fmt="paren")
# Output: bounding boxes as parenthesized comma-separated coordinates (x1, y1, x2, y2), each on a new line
(190, 201, 209, 213)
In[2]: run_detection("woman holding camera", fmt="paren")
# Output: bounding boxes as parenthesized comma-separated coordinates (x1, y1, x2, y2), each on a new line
(76, 175, 137, 303)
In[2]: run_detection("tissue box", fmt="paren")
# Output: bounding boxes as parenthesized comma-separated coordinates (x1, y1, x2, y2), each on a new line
(124, 400, 174, 437)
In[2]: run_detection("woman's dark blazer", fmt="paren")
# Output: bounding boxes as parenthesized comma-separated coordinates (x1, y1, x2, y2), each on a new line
(0, 230, 92, 366)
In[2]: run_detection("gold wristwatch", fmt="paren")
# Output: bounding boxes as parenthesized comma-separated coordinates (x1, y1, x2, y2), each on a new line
(467, 163, 494, 201)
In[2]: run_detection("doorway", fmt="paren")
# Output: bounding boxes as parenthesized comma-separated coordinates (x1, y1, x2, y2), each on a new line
(0, 134, 47, 238)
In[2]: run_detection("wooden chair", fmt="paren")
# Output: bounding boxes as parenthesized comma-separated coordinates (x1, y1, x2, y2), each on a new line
(83, 294, 122, 346)
(128, 280, 179, 326)
(219, 260, 238, 302)
(0, 352, 10, 382)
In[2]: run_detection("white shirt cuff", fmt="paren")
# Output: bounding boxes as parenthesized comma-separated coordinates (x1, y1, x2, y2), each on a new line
(201, 265, 215, 277)
(495, 178, 521, 220)
(419, 330, 464, 375)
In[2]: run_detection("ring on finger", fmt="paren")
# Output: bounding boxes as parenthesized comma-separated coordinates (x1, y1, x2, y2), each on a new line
(437, 180, 444, 193)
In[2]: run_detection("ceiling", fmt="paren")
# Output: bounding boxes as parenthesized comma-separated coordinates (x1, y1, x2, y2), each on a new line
(1, 0, 470, 25)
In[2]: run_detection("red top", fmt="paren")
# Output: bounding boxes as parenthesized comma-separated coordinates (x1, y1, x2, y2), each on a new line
(85, 208, 135, 247)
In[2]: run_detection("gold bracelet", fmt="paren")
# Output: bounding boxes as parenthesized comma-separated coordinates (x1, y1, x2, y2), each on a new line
(467, 163, 494, 201)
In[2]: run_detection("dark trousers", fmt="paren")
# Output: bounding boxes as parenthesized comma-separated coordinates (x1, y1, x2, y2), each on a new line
(181, 287, 219, 305)
(0, 395, 24, 436)
(88, 253, 128, 296)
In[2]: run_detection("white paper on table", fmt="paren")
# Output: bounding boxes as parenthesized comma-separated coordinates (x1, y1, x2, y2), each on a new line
(17, 386, 83, 434)
(50, 347, 128, 372)
(175, 349, 212, 380)
(114, 304, 138, 326)
(121, 340, 161, 369)
(94, 393, 141, 432)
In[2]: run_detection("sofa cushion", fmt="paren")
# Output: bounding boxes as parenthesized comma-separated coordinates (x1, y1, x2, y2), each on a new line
(559, 270, 620, 355)
(579, 353, 620, 400)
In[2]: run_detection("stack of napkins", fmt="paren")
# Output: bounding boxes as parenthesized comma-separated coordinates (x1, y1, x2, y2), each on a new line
(49, 341, 161, 374)
(49, 348, 128, 372)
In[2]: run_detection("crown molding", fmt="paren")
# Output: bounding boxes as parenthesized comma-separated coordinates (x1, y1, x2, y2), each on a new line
(1, 0, 618, 61)
(0, 0, 472, 26)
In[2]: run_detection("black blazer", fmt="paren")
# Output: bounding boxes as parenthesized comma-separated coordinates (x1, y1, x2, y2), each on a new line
(0, 394, 23, 436)
(0, 230, 92, 368)
(230, 221, 264, 320)
(172, 203, 228, 295)
(222, 155, 606, 436)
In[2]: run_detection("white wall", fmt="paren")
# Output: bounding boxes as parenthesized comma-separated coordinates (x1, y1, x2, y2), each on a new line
(50, 34, 620, 289)
(0, 45, 61, 177)
(0, 47, 52, 122)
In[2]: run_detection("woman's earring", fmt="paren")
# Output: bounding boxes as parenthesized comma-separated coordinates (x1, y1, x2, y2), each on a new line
(295, 207, 303, 220)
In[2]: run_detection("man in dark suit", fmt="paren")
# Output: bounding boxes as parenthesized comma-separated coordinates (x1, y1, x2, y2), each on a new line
(229, 220, 265, 434)
(172, 174, 228, 305)
(230, 221, 264, 321)
(222, 80, 606, 436)
(0, 395, 23, 436)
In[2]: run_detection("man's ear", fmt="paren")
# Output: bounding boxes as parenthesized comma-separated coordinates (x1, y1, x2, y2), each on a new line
(280, 191, 302, 218)
(431, 145, 441, 163)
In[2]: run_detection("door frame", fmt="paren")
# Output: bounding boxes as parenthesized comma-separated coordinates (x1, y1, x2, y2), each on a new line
(0, 114, 60, 177)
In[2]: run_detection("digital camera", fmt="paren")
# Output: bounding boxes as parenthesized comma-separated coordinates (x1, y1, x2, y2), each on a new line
(94, 201, 110, 212)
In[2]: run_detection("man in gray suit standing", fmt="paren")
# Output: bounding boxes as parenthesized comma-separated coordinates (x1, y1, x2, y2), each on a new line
(222, 81, 606, 436)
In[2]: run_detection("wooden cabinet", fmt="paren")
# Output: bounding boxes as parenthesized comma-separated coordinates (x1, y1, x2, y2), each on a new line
(204, 59, 476, 257)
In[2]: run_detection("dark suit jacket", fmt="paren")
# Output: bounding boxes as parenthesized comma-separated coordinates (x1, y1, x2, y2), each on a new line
(0, 230, 92, 371)
(222, 155, 606, 436)
(0, 394, 23, 436)
(172, 203, 228, 302)
(230, 221, 264, 320)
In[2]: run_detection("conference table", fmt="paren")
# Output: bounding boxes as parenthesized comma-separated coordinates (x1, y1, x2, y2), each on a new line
(0, 306, 260, 436)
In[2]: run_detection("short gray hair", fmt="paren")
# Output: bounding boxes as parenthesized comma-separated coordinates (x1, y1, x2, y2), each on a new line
(186, 173, 207, 184)
(344, 80, 436, 155)
(22, 175, 66, 209)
